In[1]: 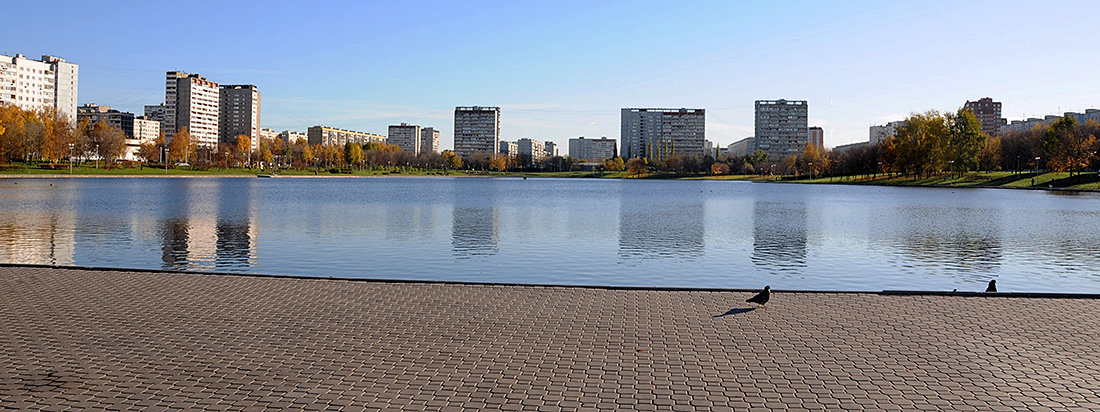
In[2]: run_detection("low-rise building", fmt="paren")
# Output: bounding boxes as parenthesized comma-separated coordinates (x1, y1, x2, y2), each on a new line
(278, 130, 307, 145)
(78, 104, 133, 135)
(307, 126, 385, 146)
(128, 117, 160, 160)
(1005, 109, 1100, 133)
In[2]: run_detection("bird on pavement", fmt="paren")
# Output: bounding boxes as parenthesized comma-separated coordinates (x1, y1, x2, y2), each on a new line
(746, 285, 771, 309)
(985, 280, 997, 293)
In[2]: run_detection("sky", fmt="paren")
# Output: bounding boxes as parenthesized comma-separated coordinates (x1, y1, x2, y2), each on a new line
(4, 0, 1100, 150)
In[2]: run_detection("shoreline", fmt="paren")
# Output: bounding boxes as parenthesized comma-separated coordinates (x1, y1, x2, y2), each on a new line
(3, 263, 1097, 298)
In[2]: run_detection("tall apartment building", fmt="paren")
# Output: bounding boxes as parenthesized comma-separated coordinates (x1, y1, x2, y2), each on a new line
(0, 54, 78, 120)
(544, 141, 559, 157)
(517, 138, 545, 161)
(869, 120, 906, 144)
(144, 104, 166, 125)
(963, 97, 1006, 136)
(454, 106, 500, 157)
(219, 84, 261, 151)
(569, 137, 618, 160)
(620, 108, 705, 160)
(165, 71, 220, 147)
(808, 126, 824, 148)
(420, 127, 440, 154)
(754, 99, 808, 160)
(388, 123, 421, 154)
(306, 126, 385, 146)
(278, 130, 307, 145)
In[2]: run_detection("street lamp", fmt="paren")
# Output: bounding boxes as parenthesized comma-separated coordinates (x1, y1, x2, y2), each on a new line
(68, 143, 74, 174)
(948, 160, 955, 178)
(809, 162, 814, 180)
(95, 144, 100, 169)
(877, 161, 883, 178)
(1034, 156, 1041, 174)
(165, 148, 170, 174)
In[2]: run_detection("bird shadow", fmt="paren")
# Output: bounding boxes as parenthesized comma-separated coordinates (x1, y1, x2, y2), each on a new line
(714, 307, 757, 317)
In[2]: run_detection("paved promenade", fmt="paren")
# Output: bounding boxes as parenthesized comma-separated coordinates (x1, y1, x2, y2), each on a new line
(2, 266, 1098, 411)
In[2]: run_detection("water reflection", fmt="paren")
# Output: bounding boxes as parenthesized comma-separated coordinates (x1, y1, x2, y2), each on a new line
(618, 195, 704, 260)
(874, 205, 1002, 280)
(156, 179, 258, 270)
(751, 200, 807, 274)
(214, 179, 257, 269)
(452, 180, 499, 259)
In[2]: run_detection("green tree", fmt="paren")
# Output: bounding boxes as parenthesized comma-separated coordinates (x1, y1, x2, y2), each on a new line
(948, 108, 987, 172)
(441, 150, 462, 169)
(344, 141, 363, 166)
(894, 111, 950, 176)
(748, 149, 769, 166)
(1043, 115, 1094, 174)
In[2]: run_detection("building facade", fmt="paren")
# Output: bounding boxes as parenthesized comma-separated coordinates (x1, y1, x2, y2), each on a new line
(0, 54, 78, 120)
(388, 123, 421, 154)
(869, 120, 905, 145)
(963, 97, 1005, 136)
(620, 108, 705, 160)
(306, 126, 385, 146)
(808, 126, 824, 149)
(544, 141, 559, 157)
(569, 137, 618, 160)
(754, 99, 808, 160)
(454, 106, 500, 157)
(420, 127, 440, 154)
(77, 104, 134, 136)
(128, 117, 161, 160)
(499, 141, 518, 157)
(219, 84, 261, 151)
(516, 138, 545, 161)
(165, 71, 220, 147)
(728, 137, 754, 157)
(278, 130, 307, 145)
(1004, 109, 1100, 133)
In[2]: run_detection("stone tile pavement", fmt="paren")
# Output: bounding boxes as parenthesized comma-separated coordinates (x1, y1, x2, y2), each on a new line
(1, 266, 1098, 410)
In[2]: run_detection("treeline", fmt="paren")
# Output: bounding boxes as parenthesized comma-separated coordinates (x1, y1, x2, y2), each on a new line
(0, 104, 127, 163)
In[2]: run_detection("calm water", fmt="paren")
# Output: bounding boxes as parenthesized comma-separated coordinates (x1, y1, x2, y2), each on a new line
(1, 177, 1099, 292)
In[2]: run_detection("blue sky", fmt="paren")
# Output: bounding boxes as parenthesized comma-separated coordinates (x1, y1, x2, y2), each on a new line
(4, 0, 1100, 150)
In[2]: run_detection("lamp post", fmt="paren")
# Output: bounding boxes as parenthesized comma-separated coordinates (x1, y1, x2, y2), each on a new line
(809, 162, 814, 180)
(948, 160, 955, 178)
(877, 161, 883, 178)
(1034, 156, 1041, 174)
(68, 143, 74, 174)
(165, 148, 170, 174)
(95, 144, 100, 169)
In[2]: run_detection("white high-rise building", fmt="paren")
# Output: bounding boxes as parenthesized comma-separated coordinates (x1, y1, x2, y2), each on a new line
(388, 123, 421, 154)
(517, 138, 545, 161)
(754, 99, 808, 160)
(165, 71, 220, 147)
(620, 108, 705, 160)
(420, 127, 440, 154)
(0, 54, 78, 120)
(454, 106, 500, 157)
(219, 84, 261, 151)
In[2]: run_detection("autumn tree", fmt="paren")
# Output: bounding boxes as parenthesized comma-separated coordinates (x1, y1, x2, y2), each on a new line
(234, 135, 252, 166)
(168, 127, 192, 163)
(796, 142, 830, 177)
(626, 157, 647, 176)
(82, 120, 126, 162)
(710, 162, 731, 175)
(35, 109, 76, 163)
(488, 156, 508, 171)
(0, 104, 28, 162)
(602, 156, 626, 172)
(441, 150, 463, 169)
(344, 141, 363, 167)
(1043, 115, 1095, 174)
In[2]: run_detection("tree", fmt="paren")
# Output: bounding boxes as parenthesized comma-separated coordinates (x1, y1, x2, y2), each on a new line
(1043, 115, 1094, 174)
(603, 156, 625, 172)
(35, 108, 76, 163)
(947, 108, 987, 172)
(979, 136, 1002, 171)
(168, 127, 192, 163)
(234, 135, 252, 166)
(711, 162, 731, 175)
(489, 156, 508, 171)
(893, 111, 950, 176)
(84, 120, 126, 162)
(441, 150, 462, 169)
(797, 142, 830, 177)
(0, 104, 28, 162)
(344, 141, 363, 167)
(626, 157, 647, 176)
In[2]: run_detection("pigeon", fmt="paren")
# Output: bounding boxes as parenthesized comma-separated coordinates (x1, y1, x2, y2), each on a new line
(985, 280, 997, 293)
(746, 285, 771, 308)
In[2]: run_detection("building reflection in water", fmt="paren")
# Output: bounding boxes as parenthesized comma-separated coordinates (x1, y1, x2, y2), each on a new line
(157, 179, 257, 270)
(0, 181, 77, 266)
(451, 180, 499, 259)
(879, 205, 1002, 280)
(618, 197, 705, 260)
(751, 200, 807, 274)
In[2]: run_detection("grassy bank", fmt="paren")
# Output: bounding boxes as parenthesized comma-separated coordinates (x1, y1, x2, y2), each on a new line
(782, 171, 1100, 190)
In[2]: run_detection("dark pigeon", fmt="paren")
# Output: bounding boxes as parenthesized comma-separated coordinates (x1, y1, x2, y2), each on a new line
(746, 285, 771, 308)
(985, 280, 997, 293)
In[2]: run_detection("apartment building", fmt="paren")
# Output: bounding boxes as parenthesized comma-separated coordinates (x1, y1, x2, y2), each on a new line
(808, 126, 823, 149)
(517, 138, 545, 161)
(454, 106, 500, 157)
(0, 53, 78, 120)
(869, 120, 906, 144)
(278, 130, 307, 145)
(499, 141, 518, 157)
(388, 123, 421, 154)
(544, 141, 559, 157)
(420, 127, 440, 154)
(569, 136, 618, 160)
(306, 126, 385, 146)
(754, 99, 807, 160)
(963, 97, 1006, 136)
(620, 108, 705, 160)
(165, 71, 220, 147)
(219, 84, 261, 151)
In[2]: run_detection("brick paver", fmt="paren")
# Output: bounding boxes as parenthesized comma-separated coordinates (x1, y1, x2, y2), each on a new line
(2, 266, 1099, 410)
